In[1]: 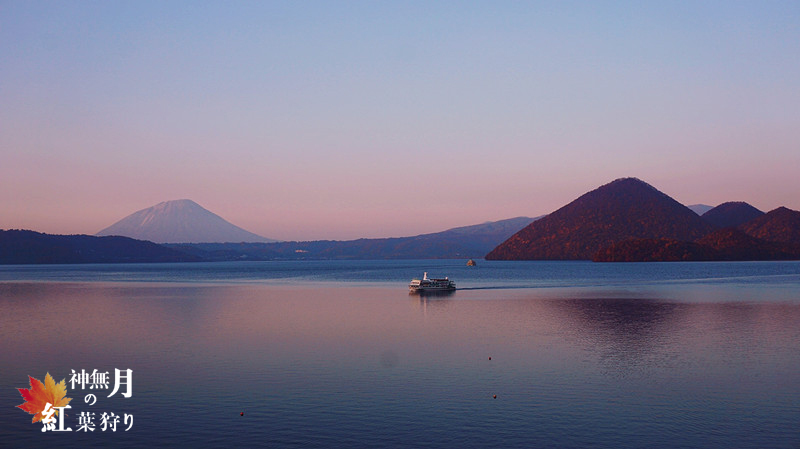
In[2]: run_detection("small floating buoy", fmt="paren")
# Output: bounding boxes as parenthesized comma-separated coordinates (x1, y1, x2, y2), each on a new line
(493, 395, 497, 399)
(488, 356, 491, 360)
(240, 412, 244, 416)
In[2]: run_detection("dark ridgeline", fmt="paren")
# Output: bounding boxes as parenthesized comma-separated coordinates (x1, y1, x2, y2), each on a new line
(0, 230, 199, 264)
(485, 178, 715, 260)
(701, 201, 764, 228)
(738, 207, 800, 245)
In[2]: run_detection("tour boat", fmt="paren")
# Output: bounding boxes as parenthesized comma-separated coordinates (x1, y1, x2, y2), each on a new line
(409, 272, 456, 293)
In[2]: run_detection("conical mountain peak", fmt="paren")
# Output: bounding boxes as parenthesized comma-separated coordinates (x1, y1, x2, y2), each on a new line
(486, 178, 714, 260)
(97, 200, 275, 244)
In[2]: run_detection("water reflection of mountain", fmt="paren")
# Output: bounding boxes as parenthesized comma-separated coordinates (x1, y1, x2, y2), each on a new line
(543, 297, 685, 376)
(540, 297, 800, 381)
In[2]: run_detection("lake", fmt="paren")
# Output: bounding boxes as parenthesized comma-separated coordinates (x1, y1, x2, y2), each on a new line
(1, 260, 799, 448)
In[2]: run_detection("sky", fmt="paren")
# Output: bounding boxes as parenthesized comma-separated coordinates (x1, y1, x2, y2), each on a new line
(1, 1, 799, 241)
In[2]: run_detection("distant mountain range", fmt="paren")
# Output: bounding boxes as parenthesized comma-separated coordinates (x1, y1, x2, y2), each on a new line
(97, 199, 275, 243)
(487, 178, 799, 262)
(3, 181, 799, 264)
(1, 216, 537, 264)
(168, 216, 538, 260)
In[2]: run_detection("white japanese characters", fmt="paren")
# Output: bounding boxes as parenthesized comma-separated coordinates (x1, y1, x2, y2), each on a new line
(41, 368, 133, 433)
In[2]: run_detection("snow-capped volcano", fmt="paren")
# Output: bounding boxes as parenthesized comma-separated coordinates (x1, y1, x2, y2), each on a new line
(97, 199, 275, 243)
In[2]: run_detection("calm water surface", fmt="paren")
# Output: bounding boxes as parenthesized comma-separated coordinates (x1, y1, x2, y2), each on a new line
(1, 260, 799, 448)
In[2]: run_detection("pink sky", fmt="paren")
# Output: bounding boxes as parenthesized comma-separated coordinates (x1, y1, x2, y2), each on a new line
(2, 2, 799, 241)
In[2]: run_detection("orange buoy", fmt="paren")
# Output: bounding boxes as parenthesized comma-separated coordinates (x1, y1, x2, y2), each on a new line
(493, 395, 497, 399)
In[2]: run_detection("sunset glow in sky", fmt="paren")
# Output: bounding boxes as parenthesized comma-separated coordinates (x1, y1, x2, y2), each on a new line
(2, 1, 799, 240)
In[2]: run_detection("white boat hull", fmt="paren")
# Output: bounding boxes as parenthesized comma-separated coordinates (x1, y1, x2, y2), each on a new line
(409, 272, 456, 293)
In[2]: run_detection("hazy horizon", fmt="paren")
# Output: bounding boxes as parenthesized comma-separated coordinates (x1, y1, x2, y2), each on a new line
(2, 2, 799, 241)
